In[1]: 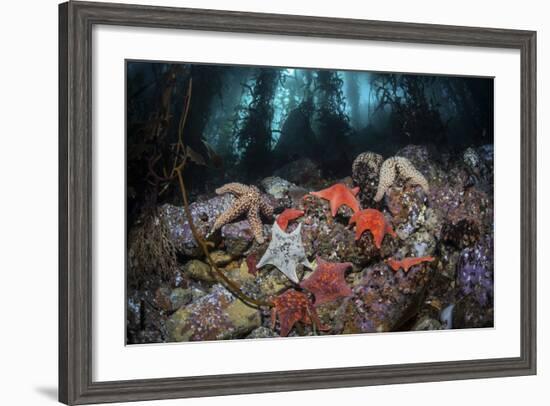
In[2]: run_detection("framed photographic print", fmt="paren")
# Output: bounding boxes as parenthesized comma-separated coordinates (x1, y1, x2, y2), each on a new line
(59, 1, 536, 404)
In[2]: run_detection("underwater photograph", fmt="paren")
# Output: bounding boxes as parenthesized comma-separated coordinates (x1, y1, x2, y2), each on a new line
(126, 61, 494, 344)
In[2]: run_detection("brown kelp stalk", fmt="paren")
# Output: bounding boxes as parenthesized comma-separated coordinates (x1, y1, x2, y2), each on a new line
(150, 78, 272, 309)
(175, 168, 272, 308)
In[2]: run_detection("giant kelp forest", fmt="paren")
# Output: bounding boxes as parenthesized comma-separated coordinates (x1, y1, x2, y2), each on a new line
(126, 61, 494, 343)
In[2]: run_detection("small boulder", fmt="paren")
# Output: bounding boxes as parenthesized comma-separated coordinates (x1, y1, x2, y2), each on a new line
(273, 158, 322, 187)
(183, 260, 214, 283)
(340, 261, 432, 334)
(160, 195, 234, 257)
(221, 220, 256, 257)
(412, 316, 442, 331)
(167, 285, 261, 342)
(261, 176, 297, 199)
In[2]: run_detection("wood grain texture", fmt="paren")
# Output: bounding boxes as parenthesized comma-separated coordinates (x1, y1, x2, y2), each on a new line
(58, 1, 537, 404)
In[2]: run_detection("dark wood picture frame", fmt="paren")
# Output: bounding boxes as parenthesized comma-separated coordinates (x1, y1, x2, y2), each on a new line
(59, 1, 537, 404)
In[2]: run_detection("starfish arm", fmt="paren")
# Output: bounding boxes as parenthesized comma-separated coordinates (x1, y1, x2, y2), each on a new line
(329, 198, 342, 217)
(375, 233, 384, 249)
(396, 157, 429, 193)
(210, 197, 248, 233)
(386, 223, 397, 237)
(283, 267, 300, 284)
(272, 221, 287, 238)
(352, 217, 370, 241)
(310, 190, 329, 200)
(215, 182, 249, 197)
(256, 247, 274, 269)
(278, 315, 295, 337)
(248, 205, 265, 244)
(374, 158, 396, 202)
(259, 197, 274, 218)
(301, 257, 315, 271)
(337, 195, 360, 214)
(289, 222, 302, 237)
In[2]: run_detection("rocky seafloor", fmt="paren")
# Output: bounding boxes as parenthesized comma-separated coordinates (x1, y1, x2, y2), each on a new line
(126, 144, 494, 344)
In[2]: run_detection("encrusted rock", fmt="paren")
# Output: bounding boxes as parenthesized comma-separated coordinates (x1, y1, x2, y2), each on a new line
(463, 147, 480, 172)
(261, 176, 297, 199)
(456, 237, 494, 307)
(154, 286, 173, 311)
(256, 268, 293, 296)
(160, 196, 234, 257)
(351, 151, 383, 206)
(339, 261, 433, 333)
(300, 194, 390, 267)
(210, 250, 234, 266)
(396, 145, 436, 179)
(412, 316, 442, 331)
(273, 158, 322, 187)
(127, 289, 166, 344)
(301, 221, 381, 268)
(220, 220, 257, 256)
(167, 285, 261, 341)
(452, 236, 493, 329)
(183, 259, 214, 283)
(169, 288, 193, 310)
(223, 260, 256, 286)
(246, 326, 277, 339)
(441, 218, 481, 249)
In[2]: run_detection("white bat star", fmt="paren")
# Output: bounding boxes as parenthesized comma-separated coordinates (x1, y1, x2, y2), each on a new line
(256, 222, 314, 283)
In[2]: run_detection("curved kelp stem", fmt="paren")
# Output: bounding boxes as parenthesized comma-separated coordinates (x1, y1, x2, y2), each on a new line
(147, 77, 272, 309)
(175, 168, 272, 309)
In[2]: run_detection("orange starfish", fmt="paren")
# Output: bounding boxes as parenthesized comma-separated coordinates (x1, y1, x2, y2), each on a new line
(300, 257, 353, 306)
(310, 183, 360, 217)
(276, 208, 305, 231)
(387, 256, 435, 273)
(349, 209, 396, 249)
(271, 289, 328, 336)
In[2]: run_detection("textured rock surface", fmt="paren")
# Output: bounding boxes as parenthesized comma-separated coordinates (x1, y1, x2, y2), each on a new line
(273, 158, 322, 187)
(412, 316, 442, 331)
(455, 236, 494, 329)
(352, 151, 383, 206)
(166, 285, 261, 342)
(220, 220, 257, 257)
(261, 176, 297, 199)
(339, 261, 433, 334)
(183, 259, 214, 283)
(246, 326, 277, 339)
(160, 196, 234, 257)
(128, 144, 494, 343)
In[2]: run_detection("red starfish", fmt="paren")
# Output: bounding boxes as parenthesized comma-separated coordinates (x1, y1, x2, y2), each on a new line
(310, 183, 360, 217)
(276, 208, 305, 231)
(300, 257, 353, 306)
(271, 289, 328, 336)
(387, 256, 435, 273)
(349, 209, 397, 249)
